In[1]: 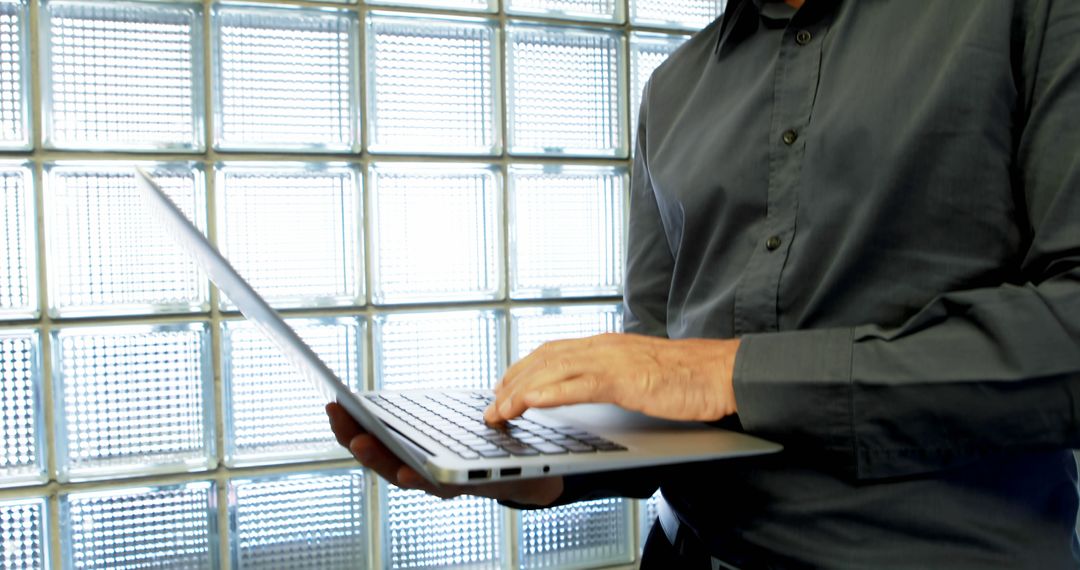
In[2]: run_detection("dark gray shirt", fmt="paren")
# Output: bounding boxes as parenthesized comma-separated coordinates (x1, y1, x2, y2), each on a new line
(564, 0, 1080, 567)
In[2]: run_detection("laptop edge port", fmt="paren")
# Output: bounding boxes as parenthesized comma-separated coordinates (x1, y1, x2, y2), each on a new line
(500, 467, 522, 477)
(468, 469, 490, 481)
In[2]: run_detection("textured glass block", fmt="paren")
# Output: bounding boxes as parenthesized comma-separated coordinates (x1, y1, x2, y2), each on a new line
(213, 5, 359, 152)
(230, 470, 367, 570)
(506, 24, 625, 157)
(0, 498, 48, 570)
(367, 14, 498, 155)
(216, 163, 362, 309)
(630, 32, 690, 140)
(0, 164, 36, 318)
(0, 330, 43, 486)
(639, 491, 662, 553)
(507, 0, 621, 23)
(44, 163, 208, 317)
(369, 164, 501, 304)
(0, 1, 30, 149)
(373, 309, 503, 391)
(61, 482, 216, 570)
(518, 498, 633, 569)
(41, 0, 204, 151)
(510, 304, 623, 362)
(509, 165, 626, 299)
(366, 0, 494, 13)
(53, 323, 214, 482)
(381, 482, 503, 569)
(630, 0, 724, 30)
(223, 317, 364, 467)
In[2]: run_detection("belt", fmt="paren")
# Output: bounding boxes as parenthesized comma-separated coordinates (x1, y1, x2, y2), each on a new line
(656, 494, 742, 570)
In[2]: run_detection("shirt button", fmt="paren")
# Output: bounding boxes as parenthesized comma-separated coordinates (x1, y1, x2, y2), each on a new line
(795, 30, 812, 45)
(766, 236, 782, 251)
(782, 130, 798, 145)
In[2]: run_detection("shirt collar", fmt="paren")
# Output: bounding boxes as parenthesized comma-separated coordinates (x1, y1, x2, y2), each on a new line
(713, 0, 758, 58)
(714, 0, 833, 58)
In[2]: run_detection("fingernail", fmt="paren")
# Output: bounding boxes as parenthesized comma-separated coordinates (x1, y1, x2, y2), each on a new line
(499, 399, 512, 417)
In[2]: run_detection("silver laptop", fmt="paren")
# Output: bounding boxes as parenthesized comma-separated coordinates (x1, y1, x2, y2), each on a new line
(134, 167, 781, 485)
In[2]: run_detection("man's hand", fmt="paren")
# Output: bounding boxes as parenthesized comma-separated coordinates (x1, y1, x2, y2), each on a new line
(326, 402, 564, 506)
(484, 333, 740, 424)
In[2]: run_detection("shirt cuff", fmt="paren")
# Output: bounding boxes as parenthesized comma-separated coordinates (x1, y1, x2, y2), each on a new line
(733, 328, 856, 461)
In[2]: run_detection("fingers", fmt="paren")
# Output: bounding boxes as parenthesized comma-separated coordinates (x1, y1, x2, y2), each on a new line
(501, 337, 589, 391)
(325, 402, 410, 486)
(522, 376, 606, 409)
(486, 367, 612, 423)
(347, 432, 407, 486)
(487, 343, 578, 419)
(490, 334, 626, 423)
(326, 401, 363, 448)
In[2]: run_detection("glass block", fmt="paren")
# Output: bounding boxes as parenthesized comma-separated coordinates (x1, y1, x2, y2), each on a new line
(518, 498, 633, 569)
(629, 32, 690, 140)
(0, 0, 30, 150)
(53, 323, 214, 482)
(44, 163, 209, 317)
(0, 163, 36, 319)
(216, 163, 362, 310)
(61, 482, 217, 570)
(373, 309, 503, 391)
(0, 498, 48, 570)
(223, 317, 365, 467)
(639, 491, 662, 553)
(630, 0, 724, 30)
(213, 5, 359, 152)
(507, 0, 621, 23)
(41, 0, 204, 151)
(506, 23, 625, 157)
(369, 163, 502, 304)
(380, 482, 503, 570)
(0, 330, 44, 486)
(230, 470, 367, 570)
(365, 0, 494, 13)
(509, 165, 626, 299)
(510, 304, 623, 362)
(367, 13, 498, 155)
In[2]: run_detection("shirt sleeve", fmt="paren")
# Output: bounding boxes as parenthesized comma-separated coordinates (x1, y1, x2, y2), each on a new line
(733, 0, 1080, 480)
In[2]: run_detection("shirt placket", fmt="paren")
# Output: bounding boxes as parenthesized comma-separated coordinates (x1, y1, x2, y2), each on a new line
(733, 14, 827, 335)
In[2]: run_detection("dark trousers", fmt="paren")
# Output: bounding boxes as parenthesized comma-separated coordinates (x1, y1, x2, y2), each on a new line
(641, 519, 727, 570)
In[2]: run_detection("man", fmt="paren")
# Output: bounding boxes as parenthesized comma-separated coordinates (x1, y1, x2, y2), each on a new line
(328, 0, 1080, 566)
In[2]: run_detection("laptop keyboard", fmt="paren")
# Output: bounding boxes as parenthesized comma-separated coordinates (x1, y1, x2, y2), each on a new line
(366, 390, 627, 460)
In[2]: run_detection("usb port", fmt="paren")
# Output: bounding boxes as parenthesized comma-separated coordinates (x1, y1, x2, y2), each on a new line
(499, 467, 522, 477)
(468, 469, 490, 481)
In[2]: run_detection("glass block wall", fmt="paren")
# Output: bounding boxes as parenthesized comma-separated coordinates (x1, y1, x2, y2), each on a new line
(0, 0, 711, 568)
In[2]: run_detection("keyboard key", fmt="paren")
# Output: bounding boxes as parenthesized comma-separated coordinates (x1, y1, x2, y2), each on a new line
(478, 448, 510, 458)
(530, 442, 568, 454)
(561, 441, 597, 453)
(502, 444, 540, 456)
